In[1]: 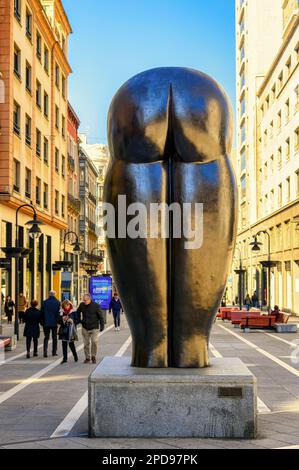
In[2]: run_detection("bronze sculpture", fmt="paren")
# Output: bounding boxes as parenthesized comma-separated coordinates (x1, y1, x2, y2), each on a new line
(104, 67, 237, 368)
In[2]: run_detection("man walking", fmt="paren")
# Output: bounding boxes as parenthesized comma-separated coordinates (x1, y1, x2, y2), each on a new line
(77, 294, 105, 364)
(109, 292, 123, 331)
(41, 291, 60, 358)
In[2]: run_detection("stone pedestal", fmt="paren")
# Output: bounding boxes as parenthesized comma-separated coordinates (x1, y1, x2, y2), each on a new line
(88, 356, 257, 439)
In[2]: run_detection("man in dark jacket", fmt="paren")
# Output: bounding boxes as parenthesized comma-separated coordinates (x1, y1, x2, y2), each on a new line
(77, 293, 105, 364)
(109, 292, 123, 331)
(40, 291, 60, 358)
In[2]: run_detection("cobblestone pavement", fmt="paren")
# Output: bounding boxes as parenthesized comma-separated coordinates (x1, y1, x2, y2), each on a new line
(1, 315, 299, 449)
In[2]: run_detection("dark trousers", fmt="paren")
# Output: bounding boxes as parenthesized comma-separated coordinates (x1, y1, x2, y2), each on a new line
(113, 310, 121, 327)
(26, 337, 38, 354)
(43, 326, 58, 355)
(62, 341, 78, 361)
(19, 311, 24, 323)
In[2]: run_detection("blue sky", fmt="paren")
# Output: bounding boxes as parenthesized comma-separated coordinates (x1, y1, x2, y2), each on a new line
(63, 0, 236, 144)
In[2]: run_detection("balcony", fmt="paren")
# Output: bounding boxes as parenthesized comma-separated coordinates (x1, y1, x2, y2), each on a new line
(88, 192, 97, 205)
(88, 219, 96, 233)
(68, 154, 75, 171)
(68, 193, 81, 214)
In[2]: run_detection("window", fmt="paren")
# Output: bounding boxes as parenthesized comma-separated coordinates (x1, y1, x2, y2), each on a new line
(286, 177, 291, 202)
(295, 127, 299, 152)
(36, 32, 42, 60)
(36, 129, 41, 156)
(55, 191, 59, 215)
(285, 99, 290, 122)
(270, 155, 274, 174)
(264, 129, 268, 147)
(271, 84, 276, 102)
(286, 138, 290, 160)
(25, 168, 31, 198)
(240, 71, 245, 89)
(295, 85, 299, 112)
(26, 9, 32, 40)
(278, 184, 282, 207)
(240, 95, 245, 117)
(44, 92, 48, 117)
(44, 46, 49, 73)
(13, 159, 20, 192)
(270, 189, 274, 211)
(55, 148, 59, 173)
(278, 147, 282, 167)
(55, 106, 59, 129)
(62, 76, 66, 98)
(241, 122, 246, 144)
(296, 170, 299, 197)
(25, 114, 31, 146)
(62, 195, 65, 218)
(36, 178, 41, 205)
(277, 110, 282, 130)
(62, 35, 66, 53)
(25, 62, 32, 92)
(13, 101, 20, 135)
(240, 45, 245, 61)
(278, 72, 283, 91)
(44, 137, 49, 164)
(241, 149, 246, 172)
(14, 44, 21, 78)
(270, 121, 274, 139)
(36, 80, 41, 108)
(62, 115, 65, 138)
(43, 184, 48, 210)
(62, 155, 65, 177)
(55, 64, 60, 88)
(14, 0, 21, 21)
(264, 162, 268, 181)
(241, 175, 246, 199)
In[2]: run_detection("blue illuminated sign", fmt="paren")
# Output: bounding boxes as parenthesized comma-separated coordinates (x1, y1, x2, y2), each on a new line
(89, 276, 112, 310)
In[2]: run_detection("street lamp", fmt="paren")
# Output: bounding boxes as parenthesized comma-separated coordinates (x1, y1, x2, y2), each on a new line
(1, 204, 43, 340)
(233, 246, 246, 310)
(63, 231, 81, 265)
(250, 231, 273, 314)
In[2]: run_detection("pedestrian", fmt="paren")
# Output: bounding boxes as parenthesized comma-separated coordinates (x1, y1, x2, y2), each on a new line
(23, 300, 42, 359)
(109, 292, 123, 331)
(18, 292, 28, 324)
(40, 290, 60, 358)
(77, 294, 105, 364)
(251, 291, 259, 308)
(4, 296, 14, 324)
(58, 300, 79, 364)
(244, 294, 252, 311)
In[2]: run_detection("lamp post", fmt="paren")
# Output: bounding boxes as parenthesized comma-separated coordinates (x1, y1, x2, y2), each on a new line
(1, 204, 43, 340)
(234, 246, 246, 310)
(250, 231, 272, 314)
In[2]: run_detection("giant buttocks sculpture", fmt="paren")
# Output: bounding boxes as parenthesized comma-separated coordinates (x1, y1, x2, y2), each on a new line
(104, 67, 237, 368)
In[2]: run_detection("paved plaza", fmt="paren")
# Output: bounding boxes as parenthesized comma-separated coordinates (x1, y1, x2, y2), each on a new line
(1, 315, 299, 449)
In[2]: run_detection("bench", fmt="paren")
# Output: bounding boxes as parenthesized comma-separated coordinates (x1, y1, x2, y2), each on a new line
(219, 307, 240, 321)
(231, 310, 261, 326)
(241, 315, 276, 330)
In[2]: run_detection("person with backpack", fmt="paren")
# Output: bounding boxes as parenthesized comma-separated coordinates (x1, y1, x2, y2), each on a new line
(109, 292, 123, 331)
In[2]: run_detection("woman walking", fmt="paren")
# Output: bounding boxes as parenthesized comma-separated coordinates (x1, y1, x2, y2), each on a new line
(23, 300, 42, 358)
(4, 296, 15, 325)
(58, 300, 79, 364)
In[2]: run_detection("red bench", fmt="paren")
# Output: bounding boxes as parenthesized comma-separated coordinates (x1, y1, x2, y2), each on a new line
(219, 307, 240, 321)
(240, 315, 276, 330)
(230, 310, 260, 325)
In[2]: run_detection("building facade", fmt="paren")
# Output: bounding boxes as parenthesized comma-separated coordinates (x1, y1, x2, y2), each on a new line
(78, 135, 110, 274)
(234, 0, 299, 314)
(62, 102, 80, 303)
(78, 137, 99, 294)
(0, 0, 72, 306)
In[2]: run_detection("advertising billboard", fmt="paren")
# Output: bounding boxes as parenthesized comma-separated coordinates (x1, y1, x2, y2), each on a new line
(89, 276, 112, 310)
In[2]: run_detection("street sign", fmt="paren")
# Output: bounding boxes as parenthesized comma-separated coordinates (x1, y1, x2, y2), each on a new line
(89, 276, 112, 310)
